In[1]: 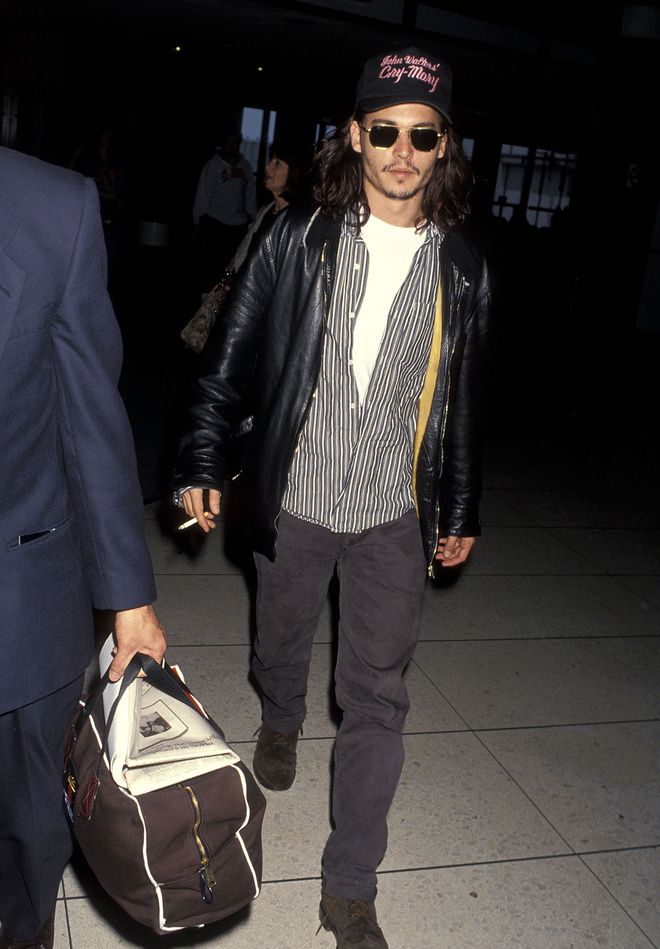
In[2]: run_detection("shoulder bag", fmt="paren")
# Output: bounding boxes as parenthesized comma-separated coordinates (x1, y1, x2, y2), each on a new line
(180, 268, 234, 354)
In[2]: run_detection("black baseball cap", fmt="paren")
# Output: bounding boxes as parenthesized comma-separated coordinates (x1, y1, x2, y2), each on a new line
(355, 47, 452, 124)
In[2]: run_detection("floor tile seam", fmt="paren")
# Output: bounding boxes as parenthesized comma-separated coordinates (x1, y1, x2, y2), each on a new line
(164, 634, 660, 646)
(472, 717, 660, 734)
(166, 642, 252, 649)
(148, 565, 641, 579)
(375, 846, 660, 876)
(440, 571, 609, 577)
(487, 493, 660, 531)
(261, 874, 322, 886)
(227, 728, 479, 747)
(578, 843, 660, 859)
(61, 892, 74, 949)
(165, 643, 254, 648)
(497, 523, 660, 531)
(227, 717, 660, 747)
(577, 853, 659, 948)
(229, 735, 336, 747)
(406, 719, 660, 736)
(415, 634, 660, 643)
(152, 572, 244, 577)
(59, 846, 660, 903)
(491, 487, 656, 499)
(549, 525, 660, 534)
(378, 852, 578, 875)
(542, 526, 660, 575)
(407, 659, 473, 729)
(460, 571, 660, 577)
(202, 638, 335, 647)
(407, 716, 660, 735)
(472, 731, 660, 874)
(409, 641, 660, 732)
(611, 575, 660, 615)
(485, 518, 660, 542)
(150, 568, 660, 577)
(483, 486, 606, 494)
(428, 572, 658, 576)
(486, 498, 660, 532)
(471, 729, 580, 854)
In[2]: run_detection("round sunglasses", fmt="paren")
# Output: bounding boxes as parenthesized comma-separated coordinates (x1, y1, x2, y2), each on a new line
(360, 124, 445, 153)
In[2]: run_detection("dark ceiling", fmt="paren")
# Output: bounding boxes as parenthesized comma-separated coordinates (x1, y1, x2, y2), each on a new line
(2, 0, 659, 151)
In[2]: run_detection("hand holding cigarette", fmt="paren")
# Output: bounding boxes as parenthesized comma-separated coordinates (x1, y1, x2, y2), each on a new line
(180, 487, 222, 533)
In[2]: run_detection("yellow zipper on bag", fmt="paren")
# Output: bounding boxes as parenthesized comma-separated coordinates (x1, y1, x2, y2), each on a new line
(183, 785, 217, 903)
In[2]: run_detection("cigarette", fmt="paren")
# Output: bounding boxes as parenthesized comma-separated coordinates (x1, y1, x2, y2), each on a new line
(177, 512, 211, 530)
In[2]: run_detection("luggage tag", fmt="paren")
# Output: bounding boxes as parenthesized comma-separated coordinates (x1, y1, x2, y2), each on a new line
(62, 757, 78, 824)
(62, 716, 99, 822)
(62, 723, 79, 823)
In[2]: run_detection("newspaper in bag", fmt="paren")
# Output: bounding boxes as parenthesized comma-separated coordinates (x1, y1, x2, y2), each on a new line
(99, 635, 239, 795)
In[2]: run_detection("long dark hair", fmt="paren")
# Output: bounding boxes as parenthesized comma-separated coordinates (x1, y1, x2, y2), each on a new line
(313, 110, 473, 232)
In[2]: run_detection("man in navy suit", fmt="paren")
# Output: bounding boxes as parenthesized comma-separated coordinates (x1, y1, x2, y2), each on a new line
(0, 145, 167, 949)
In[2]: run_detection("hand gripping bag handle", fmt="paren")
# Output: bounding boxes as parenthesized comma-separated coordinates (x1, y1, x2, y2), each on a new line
(65, 653, 218, 817)
(79, 652, 199, 729)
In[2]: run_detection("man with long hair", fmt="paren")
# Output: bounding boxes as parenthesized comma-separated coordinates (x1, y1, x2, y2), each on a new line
(174, 46, 492, 948)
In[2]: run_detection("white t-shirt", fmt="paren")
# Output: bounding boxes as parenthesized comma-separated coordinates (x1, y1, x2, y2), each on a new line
(352, 214, 426, 403)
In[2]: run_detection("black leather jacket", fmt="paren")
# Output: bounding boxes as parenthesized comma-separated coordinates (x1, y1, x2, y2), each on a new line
(173, 206, 492, 569)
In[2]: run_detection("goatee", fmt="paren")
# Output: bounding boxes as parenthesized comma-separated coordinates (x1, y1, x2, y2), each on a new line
(383, 184, 425, 201)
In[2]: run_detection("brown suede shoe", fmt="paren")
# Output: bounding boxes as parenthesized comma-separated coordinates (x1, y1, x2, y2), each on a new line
(319, 892, 389, 948)
(0, 905, 55, 949)
(252, 722, 301, 791)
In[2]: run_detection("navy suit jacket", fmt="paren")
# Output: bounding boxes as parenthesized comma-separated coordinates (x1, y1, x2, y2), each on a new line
(0, 146, 157, 714)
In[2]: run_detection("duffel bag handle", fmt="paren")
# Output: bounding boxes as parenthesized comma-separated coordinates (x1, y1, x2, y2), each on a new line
(64, 652, 219, 819)
(74, 653, 210, 753)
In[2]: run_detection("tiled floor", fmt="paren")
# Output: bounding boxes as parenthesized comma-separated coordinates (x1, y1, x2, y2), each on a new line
(56, 430, 660, 948)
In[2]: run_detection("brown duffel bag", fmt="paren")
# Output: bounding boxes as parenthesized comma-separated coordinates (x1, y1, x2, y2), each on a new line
(62, 653, 267, 934)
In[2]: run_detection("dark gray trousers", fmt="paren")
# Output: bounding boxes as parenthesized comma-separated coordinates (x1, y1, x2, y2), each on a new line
(0, 675, 83, 940)
(252, 509, 426, 901)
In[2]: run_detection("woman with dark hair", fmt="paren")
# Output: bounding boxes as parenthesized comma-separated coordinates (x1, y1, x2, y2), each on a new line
(230, 140, 308, 271)
(313, 110, 472, 233)
(180, 139, 310, 352)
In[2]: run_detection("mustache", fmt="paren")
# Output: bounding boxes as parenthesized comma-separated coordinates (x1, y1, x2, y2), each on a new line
(383, 161, 420, 175)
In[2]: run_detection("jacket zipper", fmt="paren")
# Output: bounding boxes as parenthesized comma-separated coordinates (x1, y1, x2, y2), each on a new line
(427, 274, 469, 576)
(183, 785, 216, 903)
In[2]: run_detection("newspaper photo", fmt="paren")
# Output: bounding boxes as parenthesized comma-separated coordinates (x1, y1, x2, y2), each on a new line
(99, 635, 239, 795)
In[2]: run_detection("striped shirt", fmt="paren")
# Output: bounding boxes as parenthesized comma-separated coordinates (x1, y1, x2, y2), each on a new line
(282, 212, 442, 533)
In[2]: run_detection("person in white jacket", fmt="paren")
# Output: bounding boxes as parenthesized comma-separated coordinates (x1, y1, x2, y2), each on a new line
(192, 130, 257, 291)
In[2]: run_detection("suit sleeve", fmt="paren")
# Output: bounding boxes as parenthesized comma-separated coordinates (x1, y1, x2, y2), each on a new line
(50, 176, 157, 610)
